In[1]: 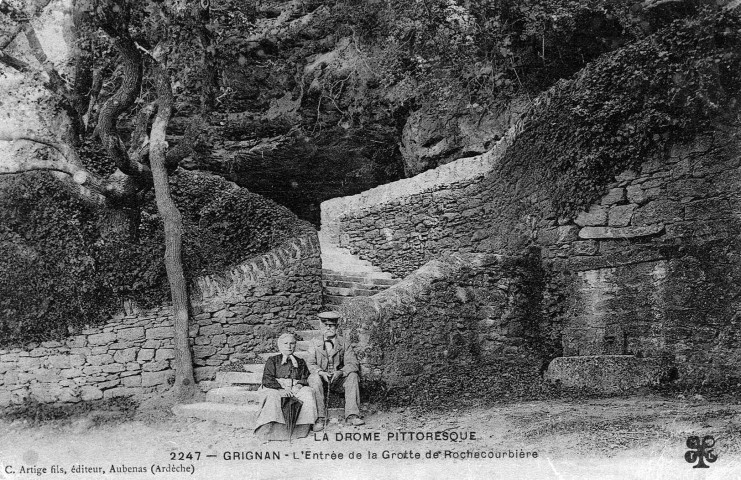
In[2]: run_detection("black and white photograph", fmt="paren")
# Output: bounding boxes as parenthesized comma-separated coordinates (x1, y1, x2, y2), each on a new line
(1, 0, 740, 478)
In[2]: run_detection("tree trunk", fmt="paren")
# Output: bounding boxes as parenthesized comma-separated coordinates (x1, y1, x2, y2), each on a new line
(150, 58, 197, 401)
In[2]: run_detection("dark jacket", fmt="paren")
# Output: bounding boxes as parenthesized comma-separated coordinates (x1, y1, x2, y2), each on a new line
(261, 354, 310, 389)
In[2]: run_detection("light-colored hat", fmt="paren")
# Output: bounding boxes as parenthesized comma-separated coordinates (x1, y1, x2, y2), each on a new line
(318, 311, 340, 324)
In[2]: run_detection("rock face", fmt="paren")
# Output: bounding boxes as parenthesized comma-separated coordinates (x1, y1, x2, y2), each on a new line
(399, 97, 529, 177)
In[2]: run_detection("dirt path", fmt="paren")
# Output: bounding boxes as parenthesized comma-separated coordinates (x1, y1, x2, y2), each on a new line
(1, 395, 740, 480)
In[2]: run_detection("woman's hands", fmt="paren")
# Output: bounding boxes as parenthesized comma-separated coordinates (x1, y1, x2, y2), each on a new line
(280, 384, 303, 397)
(276, 378, 303, 397)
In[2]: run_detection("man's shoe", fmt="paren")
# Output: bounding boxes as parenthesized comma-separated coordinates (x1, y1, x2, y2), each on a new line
(313, 419, 325, 432)
(346, 415, 365, 426)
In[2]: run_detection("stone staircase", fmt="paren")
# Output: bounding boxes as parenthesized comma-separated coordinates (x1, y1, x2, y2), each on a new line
(319, 231, 400, 307)
(173, 232, 398, 427)
(173, 323, 324, 428)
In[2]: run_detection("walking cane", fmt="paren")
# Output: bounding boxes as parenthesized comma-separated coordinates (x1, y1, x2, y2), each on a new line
(324, 356, 334, 430)
(324, 379, 330, 430)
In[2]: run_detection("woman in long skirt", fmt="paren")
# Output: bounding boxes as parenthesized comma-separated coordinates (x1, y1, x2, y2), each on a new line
(254, 333, 318, 440)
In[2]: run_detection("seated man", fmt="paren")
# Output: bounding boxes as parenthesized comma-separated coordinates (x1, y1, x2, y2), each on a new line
(308, 311, 365, 429)
(254, 333, 318, 440)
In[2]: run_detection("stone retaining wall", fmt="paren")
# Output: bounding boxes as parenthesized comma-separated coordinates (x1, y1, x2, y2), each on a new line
(543, 135, 741, 384)
(0, 233, 322, 407)
(328, 130, 741, 387)
(338, 253, 544, 387)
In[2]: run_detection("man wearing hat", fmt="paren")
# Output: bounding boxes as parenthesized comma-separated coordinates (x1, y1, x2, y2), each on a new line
(307, 311, 365, 428)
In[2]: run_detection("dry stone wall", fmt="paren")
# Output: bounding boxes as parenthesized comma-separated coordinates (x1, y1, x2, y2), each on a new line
(0, 234, 321, 407)
(338, 253, 545, 387)
(328, 131, 741, 386)
(543, 135, 741, 384)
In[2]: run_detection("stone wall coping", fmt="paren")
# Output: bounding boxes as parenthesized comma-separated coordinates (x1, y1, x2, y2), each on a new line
(0, 230, 322, 410)
(319, 81, 564, 243)
(192, 232, 319, 301)
(338, 252, 504, 323)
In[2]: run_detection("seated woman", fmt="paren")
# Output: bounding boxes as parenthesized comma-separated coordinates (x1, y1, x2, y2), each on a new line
(254, 333, 318, 440)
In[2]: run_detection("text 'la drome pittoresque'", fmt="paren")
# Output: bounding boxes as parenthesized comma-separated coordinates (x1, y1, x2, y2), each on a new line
(313, 431, 478, 442)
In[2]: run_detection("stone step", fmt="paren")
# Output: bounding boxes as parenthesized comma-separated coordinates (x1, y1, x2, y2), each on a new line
(296, 340, 312, 351)
(206, 386, 262, 405)
(325, 286, 353, 296)
(322, 280, 357, 289)
(172, 403, 259, 428)
(322, 271, 396, 282)
(242, 363, 265, 375)
(197, 380, 217, 393)
(322, 280, 394, 290)
(320, 257, 383, 272)
(216, 371, 261, 385)
(367, 278, 399, 286)
(258, 351, 311, 361)
(323, 295, 350, 305)
(296, 329, 323, 341)
(350, 288, 376, 297)
(323, 287, 378, 297)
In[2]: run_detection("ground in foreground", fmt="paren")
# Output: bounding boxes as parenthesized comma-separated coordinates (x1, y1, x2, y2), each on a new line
(0, 395, 739, 479)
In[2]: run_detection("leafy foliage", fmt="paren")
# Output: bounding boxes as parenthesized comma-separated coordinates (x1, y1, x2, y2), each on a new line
(0, 171, 312, 346)
(508, 8, 741, 217)
(331, 0, 637, 109)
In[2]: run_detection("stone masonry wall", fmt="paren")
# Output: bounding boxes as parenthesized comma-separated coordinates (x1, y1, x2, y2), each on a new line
(0, 233, 322, 407)
(327, 130, 741, 386)
(338, 252, 545, 387)
(544, 135, 741, 384)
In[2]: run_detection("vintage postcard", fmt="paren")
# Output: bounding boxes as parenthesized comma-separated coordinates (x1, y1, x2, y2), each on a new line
(1, 0, 740, 479)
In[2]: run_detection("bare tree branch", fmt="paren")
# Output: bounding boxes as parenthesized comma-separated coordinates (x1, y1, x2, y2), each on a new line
(1, 0, 80, 132)
(0, 50, 73, 101)
(21, 22, 73, 102)
(0, 50, 30, 71)
(0, 22, 22, 50)
(0, 133, 106, 192)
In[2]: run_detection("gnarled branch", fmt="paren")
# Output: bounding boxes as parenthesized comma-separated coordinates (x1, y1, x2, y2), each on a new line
(0, 50, 30, 71)
(0, 22, 22, 50)
(0, 133, 106, 192)
(94, 28, 152, 183)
